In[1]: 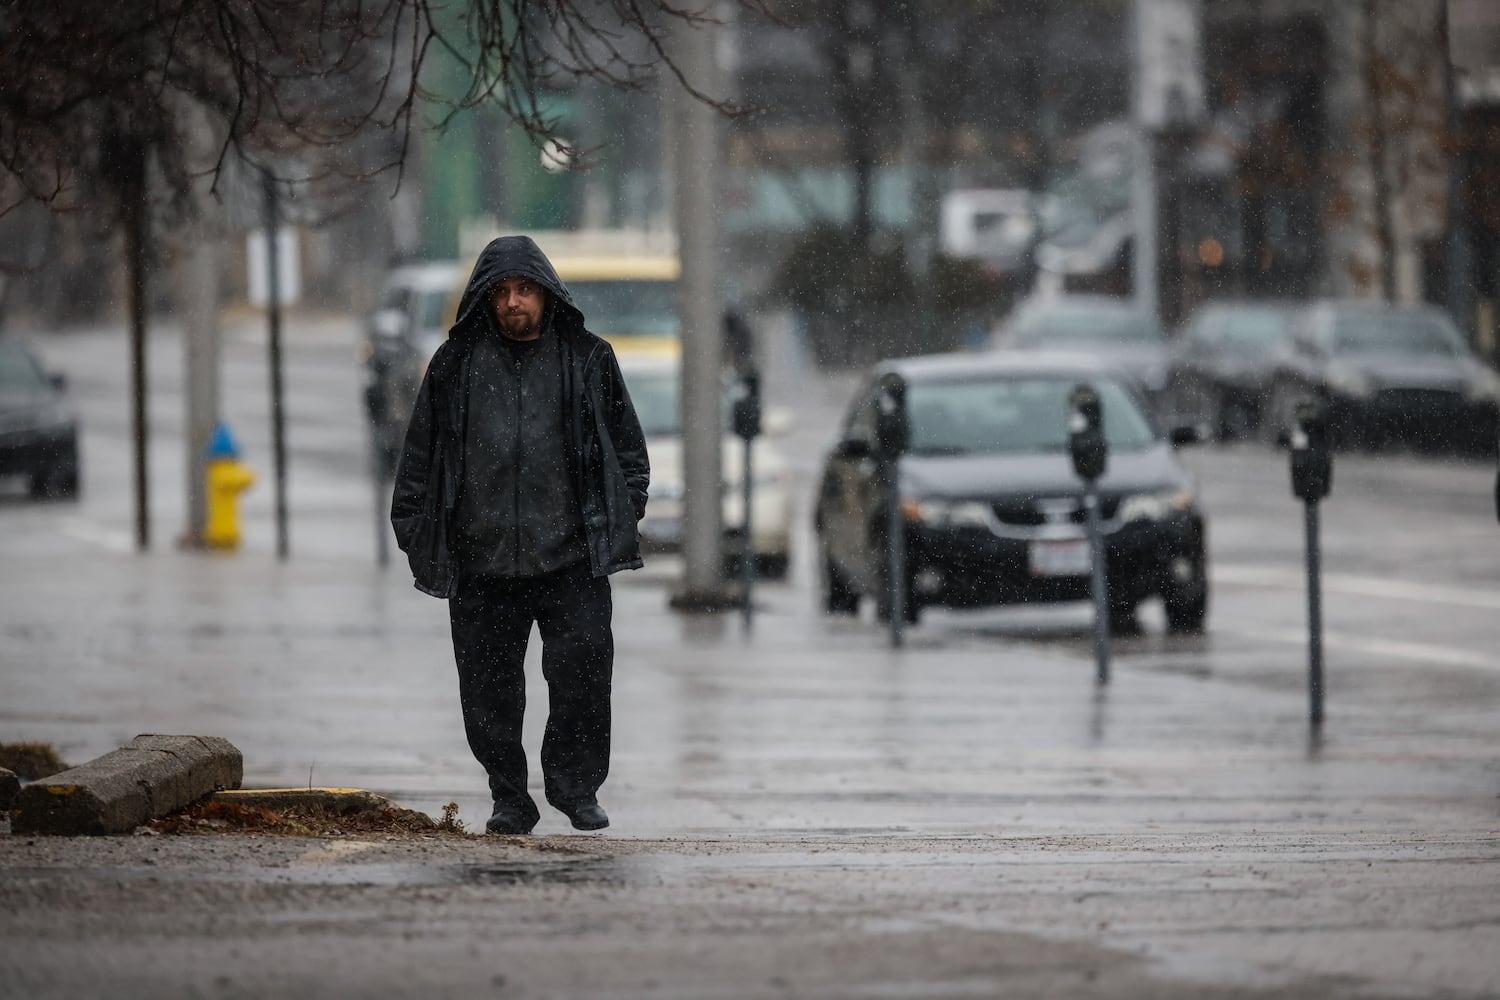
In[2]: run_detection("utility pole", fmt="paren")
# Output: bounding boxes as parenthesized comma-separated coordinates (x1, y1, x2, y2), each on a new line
(1132, 0, 1204, 321)
(1132, 0, 1159, 323)
(669, 10, 730, 610)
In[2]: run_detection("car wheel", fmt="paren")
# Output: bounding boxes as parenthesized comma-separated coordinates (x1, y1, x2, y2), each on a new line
(1164, 585, 1208, 635)
(1164, 557, 1209, 635)
(30, 464, 80, 501)
(1220, 394, 1255, 442)
(756, 553, 790, 580)
(820, 552, 860, 616)
(1106, 599, 1141, 636)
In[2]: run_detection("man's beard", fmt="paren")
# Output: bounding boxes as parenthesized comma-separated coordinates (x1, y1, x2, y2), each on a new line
(499, 312, 541, 339)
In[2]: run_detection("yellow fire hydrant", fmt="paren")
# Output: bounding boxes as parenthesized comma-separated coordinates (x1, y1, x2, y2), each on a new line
(203, 422, 255, 549)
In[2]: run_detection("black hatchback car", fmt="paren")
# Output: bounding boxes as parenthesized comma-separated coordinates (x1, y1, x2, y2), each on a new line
(0, 340, 79, 499)
(815, 353, 1207, 632)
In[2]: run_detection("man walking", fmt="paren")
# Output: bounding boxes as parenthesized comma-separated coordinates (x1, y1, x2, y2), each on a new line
(391, 235, 649, 834)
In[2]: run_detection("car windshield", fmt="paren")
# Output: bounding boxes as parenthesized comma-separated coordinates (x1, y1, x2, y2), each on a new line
(1331, 313, 1464, 358)
(415, 289, 449, 331)
(622, 370, 680, 436)
(906, 376, 1156, 456)
(1022, 306, 1164, 344)
(620, 369, 732, 437)
(567, 280, 680, 338)
(0, 346, 48, 391)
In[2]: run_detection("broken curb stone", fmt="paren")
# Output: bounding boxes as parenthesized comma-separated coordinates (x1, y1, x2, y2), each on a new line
(0, 767, 18, 812)
(10, 734, 243, 835)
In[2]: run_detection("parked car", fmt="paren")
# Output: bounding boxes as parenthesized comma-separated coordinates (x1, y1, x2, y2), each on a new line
(620, 356, 794, 578)
(1164, 300, 1298, 440)
(814, 352, 1208, 633)
(994, 296, 1171, 416)
(1260, 300, 1500, 453)
(361, 260, 462, 464)
(0, 339, 80, 499)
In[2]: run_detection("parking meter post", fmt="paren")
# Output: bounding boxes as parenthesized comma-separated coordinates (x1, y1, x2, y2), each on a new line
(1085, 486, 1110, 685)
(741, 433, 754, 629)
(1290, 399, 1332, 729)
(875, 375, 909, 649)
(1068, 384, 1110, 685)
(1305, 498, 1323, 727)
(887, 464, 906, 649)
(732, 371, 762, 630)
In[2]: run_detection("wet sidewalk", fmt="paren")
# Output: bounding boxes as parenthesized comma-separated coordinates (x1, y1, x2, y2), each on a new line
(4, 536, 1495, 841)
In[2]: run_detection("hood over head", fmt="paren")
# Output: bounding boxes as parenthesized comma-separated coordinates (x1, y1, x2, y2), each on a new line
(451, 236, 586, 340)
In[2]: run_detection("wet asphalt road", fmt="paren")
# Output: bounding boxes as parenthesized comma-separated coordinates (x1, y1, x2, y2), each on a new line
(1, 315, 1497, 998)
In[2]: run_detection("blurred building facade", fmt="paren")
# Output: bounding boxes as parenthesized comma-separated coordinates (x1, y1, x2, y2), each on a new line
(2, 0, 1493, 363)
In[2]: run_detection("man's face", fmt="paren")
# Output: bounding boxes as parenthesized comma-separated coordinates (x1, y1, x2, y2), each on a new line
(491, 275, 546, 340)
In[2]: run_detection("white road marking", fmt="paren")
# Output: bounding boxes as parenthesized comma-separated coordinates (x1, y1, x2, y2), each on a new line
(1224, 624, 1500, 673)
(58, 518, 135, 554)
(1213, 563, 1500, 612)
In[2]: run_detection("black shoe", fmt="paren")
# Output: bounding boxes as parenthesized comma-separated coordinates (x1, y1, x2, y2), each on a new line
(485, 808, 537, 835)
(559, 801, 609, 831)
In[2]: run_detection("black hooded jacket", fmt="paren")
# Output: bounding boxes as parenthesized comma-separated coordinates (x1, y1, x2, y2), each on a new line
(390, 236, 650, 597)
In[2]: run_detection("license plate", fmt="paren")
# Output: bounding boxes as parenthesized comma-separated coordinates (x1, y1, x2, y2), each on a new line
(1029, 538, 1091, 577)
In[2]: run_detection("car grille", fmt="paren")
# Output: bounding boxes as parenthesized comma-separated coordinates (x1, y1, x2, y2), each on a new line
(1374, 388, 1463, 416)
(990, 496, 1121, 527)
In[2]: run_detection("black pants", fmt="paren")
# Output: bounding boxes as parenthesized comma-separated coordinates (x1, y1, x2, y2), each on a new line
(448, 563, 613, 823)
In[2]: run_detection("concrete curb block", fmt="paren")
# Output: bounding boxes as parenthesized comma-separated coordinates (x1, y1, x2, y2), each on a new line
(10, 735, 243, 836)
(0, 768, 18, 812)
(213, 787, 433, 825)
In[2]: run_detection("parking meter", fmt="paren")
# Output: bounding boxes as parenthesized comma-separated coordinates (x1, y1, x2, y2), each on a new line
(875, 374, 909, 646)
(732, 370, 762, 441)
(875, 374, 909, 459)
(1290, 400, 1332, 502)
(1068, 384, 1107, 483)
(1288, 398, 1331, 728)
(1068, 383, 1110, 684)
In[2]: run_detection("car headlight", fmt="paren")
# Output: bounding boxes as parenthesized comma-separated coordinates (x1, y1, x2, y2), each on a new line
(1326, 364, 1373, 400)
(1117, 490, 1195, 522)
(1465, 369, 1500, 403)
(901, 498, 992, 529)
